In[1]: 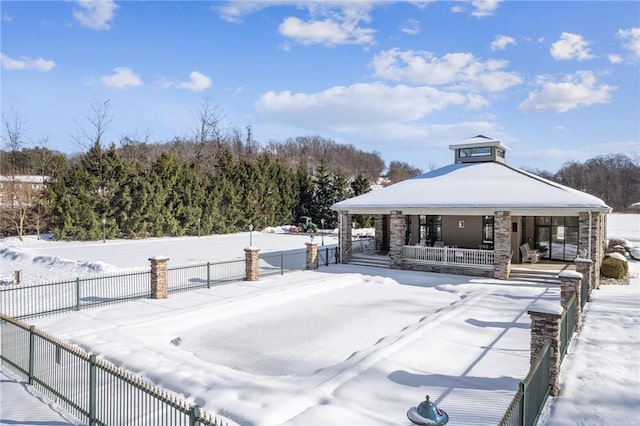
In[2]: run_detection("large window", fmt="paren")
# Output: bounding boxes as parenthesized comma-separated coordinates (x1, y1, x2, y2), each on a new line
(420, 215, 442, 245)
(482, 216, 494, 245)
(535, 216, 579, 261)
(459, 147, 491, 158)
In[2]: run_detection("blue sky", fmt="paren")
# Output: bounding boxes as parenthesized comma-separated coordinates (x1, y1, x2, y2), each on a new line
(2, 0, 639, 173)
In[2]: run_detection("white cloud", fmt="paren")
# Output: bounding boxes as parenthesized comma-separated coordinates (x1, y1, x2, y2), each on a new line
(255, 82, 473, 128)
(608, 54, 623, 64)
(471, 0, 502, 17)
(0, 53, 55, 71)
(278, 4, 376, 46)
(176, 71, 212, 92)
(2, 11, 12, 22)
(491, 35, 516, 51)
(519, 71, 614, 113)
(370, 48, 521, 92)
(617, 27, 640, 60)
(400, 19, 420, 36)
(73, 0, 118, 30)
(550, 32, 594, 61)
(99, 67, 142, 89)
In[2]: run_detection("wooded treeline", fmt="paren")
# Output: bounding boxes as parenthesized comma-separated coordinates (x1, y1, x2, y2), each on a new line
(1, 138, 376, 240)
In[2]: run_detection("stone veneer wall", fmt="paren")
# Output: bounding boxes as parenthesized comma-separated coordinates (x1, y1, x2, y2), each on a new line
(306, 242, 318, 270)
(149, 256, 169, 299)
(528, 310, 562, 396)
(493, 211, 511, 280)
(389, 210, 405, 269)
(403, 262, 493, 278)
(374, 214, 384, 252)
(579, 212, 604, 289)
(339, 211, 353, 263)
(574, 258, 593, 301)
(244, 247, 259, 281)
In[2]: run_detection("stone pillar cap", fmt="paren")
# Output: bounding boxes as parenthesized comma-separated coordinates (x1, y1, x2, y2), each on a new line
(528, 301, 563, 316)
(558, 270, 583, 279)
(574, 257, 593, 264)
(148, 255, 169, 261)
(244, 246, 260, 251)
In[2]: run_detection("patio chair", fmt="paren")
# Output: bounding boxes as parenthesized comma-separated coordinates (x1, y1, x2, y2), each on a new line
(520, 243, 540, 264)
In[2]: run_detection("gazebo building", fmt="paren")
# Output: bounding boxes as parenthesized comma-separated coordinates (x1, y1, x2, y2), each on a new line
(331, 135, 611, 280)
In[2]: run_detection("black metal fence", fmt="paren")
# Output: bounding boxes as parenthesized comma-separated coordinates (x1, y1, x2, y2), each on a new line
(0, 314, 228, 426)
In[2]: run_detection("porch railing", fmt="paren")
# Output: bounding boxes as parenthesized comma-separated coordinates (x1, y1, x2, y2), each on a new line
(403, 246, 494, 268)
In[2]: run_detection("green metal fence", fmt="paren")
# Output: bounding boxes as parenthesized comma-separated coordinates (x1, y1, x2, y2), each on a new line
(0, 314, 228, 426)
(560, 294, 577, 360)
(317, 245, 339, 266)
(168, 259, 246, 294)
(499, 340, 551, 426)
(580, 274, 589, 309)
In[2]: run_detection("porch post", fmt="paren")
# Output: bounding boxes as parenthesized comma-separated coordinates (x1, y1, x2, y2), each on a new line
(493, 210, 512, 280)
(389, 210, 405, 269)
(374, 214, 384, 253)
(579, 212, 603, 289)
(339, 210, 353, 263)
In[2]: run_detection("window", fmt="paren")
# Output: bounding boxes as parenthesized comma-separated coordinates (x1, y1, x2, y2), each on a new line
(421, 215, 442, 244)
(482, 216, 494, 243)
(459, 147, 491, 158)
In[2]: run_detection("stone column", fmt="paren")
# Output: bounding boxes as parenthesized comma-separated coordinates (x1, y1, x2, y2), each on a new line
(244, 247, 260, 281)
(579, 212, 603, 290)
(389, 210, 405, 269)
(374, 214, 384, 252)
(149, 256, 169, 299)
(339, 211, 353, 263)
(559, 270, 583, 331)
(528, 303, 563, 396)
(493, 211, 512, 280)
(306, 241, 318, 270)
(574, 257, 593, 302)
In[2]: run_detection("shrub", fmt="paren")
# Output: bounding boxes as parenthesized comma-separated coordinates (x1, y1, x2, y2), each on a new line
(600, 256, 628, 279)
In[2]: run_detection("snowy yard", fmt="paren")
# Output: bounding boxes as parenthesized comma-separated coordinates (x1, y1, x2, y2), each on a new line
(1, 214, 638, 426)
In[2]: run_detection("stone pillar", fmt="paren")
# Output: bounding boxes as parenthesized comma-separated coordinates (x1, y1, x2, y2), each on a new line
(559, 270, 583, 331)
(493, 211, 512, 280)
(574, 257, 593, 302)
(389, 210, 405, 269)
(149, 256, 169, 299)
(579, 212, 602, 290)
(244, 247, 260, 281)
(374, 214, 384, 252)
(339, 211, 353, 263)
(306, 241, 318, 270)
(528, 303, 563, 396)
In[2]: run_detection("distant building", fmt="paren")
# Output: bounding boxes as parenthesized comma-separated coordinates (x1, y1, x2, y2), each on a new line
(0, 175, 49, 207)
(331, 135, 611, 280)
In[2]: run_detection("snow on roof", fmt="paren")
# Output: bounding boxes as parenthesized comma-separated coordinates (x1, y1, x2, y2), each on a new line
(332, 161, 611, 215)
(448, 134, 510, 151)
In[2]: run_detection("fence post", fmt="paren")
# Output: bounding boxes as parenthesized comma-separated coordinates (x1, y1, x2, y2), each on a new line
(244, 247, 260, 281)
(559, 271, 583, 331)
(528, 303, 563, 396)
(306, 241, 319, 270)
(89, 354, 97, 426)
(28, 325, 35, 385)
(149, 256, 169, 299)
(325, 247, 329, 266)
(76, 278, 81, 311)
(207, 262, 211, 289)
(190, 404, 201, 426)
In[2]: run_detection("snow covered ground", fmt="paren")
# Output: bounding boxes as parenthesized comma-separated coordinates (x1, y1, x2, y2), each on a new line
(1, 214, 638, 426)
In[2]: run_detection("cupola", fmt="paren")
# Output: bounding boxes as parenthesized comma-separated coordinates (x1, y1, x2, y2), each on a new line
(448, 135, 510, 164)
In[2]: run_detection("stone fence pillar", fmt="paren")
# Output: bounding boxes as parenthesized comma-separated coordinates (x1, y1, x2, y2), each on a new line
(306, 241, 318, 270)
(245, 247, 260, 281)
(493, 210, 512, 280)
(528, 302, 563, 396)
(339, 211, 353, 264)
(559, 270, 583, 332)
(574, 257, 593, 302)
(149, 256, 169, 299)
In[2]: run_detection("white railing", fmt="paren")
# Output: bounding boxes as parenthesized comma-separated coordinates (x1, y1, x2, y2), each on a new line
(403, 246, 494, 269)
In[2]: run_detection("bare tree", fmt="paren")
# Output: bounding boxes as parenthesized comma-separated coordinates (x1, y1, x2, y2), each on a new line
(72, 99, 113, 151)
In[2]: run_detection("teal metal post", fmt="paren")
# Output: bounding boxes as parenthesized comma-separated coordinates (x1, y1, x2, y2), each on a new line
(28, 325, 35, 385)
(76, 278, 81, 311)
(325, 247, 329, 266)
(89, 355, 97, 426)
(520, 381, 526, 426)
(190, 404, 201, 426)
(207, 262, 211, 289)
(280, 253, 284, 275)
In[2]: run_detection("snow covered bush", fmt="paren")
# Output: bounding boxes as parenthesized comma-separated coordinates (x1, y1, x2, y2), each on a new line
(600, 255, 628, 279)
